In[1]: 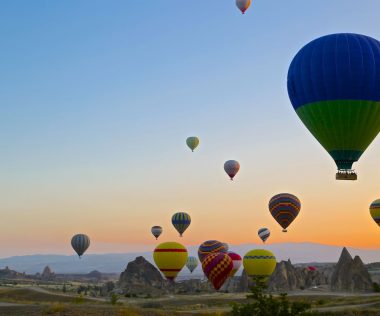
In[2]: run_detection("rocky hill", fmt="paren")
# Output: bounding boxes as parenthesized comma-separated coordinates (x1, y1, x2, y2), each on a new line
(40, 266, 55, 281)
(118, 256, 166, 295)
(116, 249, 374, 295)
(0, 266, 26, 279)
(330, 247, 373, 292)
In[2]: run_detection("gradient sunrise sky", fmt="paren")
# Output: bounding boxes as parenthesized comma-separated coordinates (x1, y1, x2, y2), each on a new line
(1, 0, 380, 257)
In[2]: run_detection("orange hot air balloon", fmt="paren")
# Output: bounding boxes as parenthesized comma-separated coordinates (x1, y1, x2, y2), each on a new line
(236, 0, 251, 14)
(202, 253, 233, 290)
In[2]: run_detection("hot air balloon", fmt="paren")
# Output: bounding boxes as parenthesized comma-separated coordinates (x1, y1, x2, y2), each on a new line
(369, 199, 380, 227)
(222, 243, 229, 252)
(153, 242, 188, 281)
(186, 256, 198, 273)
(186, 137, 200, 152)
(202, 253, 233, 290)
(307, 266, 317, 272)
(243, 249, 276, 278)
(228, 251, 242, 277)
(287, 33, 380, 181)
(151, 226, 163, 240)
(198, 240, 228, 263)
(258, 228, 270, 243)
(269, 193, 300, 232)
(224, 160, 240, 180)
(171, 212, 191, 237)
(71, 234, 90, 259)
(236, 0, 251, 14)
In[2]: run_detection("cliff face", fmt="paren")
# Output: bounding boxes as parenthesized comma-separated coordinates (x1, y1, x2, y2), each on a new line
(269, 260, 303, 291)
(118, 256, 165, 295)
(330, 248, 373, 292)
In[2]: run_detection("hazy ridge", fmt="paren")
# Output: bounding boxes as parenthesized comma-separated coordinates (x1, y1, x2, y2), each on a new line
(1, 242, 379, 274)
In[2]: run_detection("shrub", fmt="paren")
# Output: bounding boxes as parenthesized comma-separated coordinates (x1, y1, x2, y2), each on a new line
(231, 277, 311, 316)
(110, 293, 120, 305)
(141, 302, 163, 309)
(43, 303, 66, 314)
(72, 294, 85, 304)
(373, 282, 380, 292)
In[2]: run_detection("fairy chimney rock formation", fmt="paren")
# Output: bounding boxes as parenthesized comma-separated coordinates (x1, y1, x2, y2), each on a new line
(330, 247, 372, 292)
(118, 256, 164, 295)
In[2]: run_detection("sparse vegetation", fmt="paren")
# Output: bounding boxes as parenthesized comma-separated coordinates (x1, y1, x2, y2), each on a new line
(110, 293, 120, 305)
(231, 277, 311, 316)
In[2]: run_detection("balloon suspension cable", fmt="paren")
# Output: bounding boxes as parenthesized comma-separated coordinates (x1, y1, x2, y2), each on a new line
(336, 169, 357, 181)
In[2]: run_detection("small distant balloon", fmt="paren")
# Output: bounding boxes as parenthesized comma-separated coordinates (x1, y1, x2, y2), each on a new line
(186, 137, 200, 152)
(224, 160, 240, 180)
(202, 253, 233, 290)
(228, 251, 242, 277)
(172, 212, 191, 237)
(186, 256, 198, 273)
(71, 234, 90, 259)
(151, 226, 163, 240)
(153, 242, 188, 281)
(269, 193, 301, 232)
(369, 199, 380, 227)
(258, 228, 270, 243)
(236, 0, 251, 14)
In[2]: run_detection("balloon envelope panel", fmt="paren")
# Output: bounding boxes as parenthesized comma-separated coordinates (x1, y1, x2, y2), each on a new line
(228, 251, 242, 277)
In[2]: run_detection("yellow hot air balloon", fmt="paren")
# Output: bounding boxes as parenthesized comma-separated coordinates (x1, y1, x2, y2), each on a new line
(243, 249, 276, 278)
(153, 242, 188, 281)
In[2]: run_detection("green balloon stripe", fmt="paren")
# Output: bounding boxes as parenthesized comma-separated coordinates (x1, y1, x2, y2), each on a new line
(296, 100, 380, 169)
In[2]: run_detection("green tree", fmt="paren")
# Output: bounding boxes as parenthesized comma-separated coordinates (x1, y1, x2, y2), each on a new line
(110, 293, 120, 305)
(231, 277, 311, 316)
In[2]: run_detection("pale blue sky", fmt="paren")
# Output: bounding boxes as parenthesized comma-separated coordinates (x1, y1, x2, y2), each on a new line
(1, 1, 380, 256)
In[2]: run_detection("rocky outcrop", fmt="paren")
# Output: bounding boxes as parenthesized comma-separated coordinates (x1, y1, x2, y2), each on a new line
(0, 266, 25, 279)
(118, 256, 165, 295)
(269, 260, 303, 291)
(330, 248, 372, 292)
(86, 270, 102, 281)
(117, 250, 374, 296)
(41, 266, 55, 281)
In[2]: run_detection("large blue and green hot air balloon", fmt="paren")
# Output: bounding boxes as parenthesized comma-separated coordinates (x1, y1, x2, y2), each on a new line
(287, 33, 380, 180)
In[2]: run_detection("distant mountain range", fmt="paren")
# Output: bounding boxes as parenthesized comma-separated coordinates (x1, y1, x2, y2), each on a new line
(1, 242, 379, 274)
